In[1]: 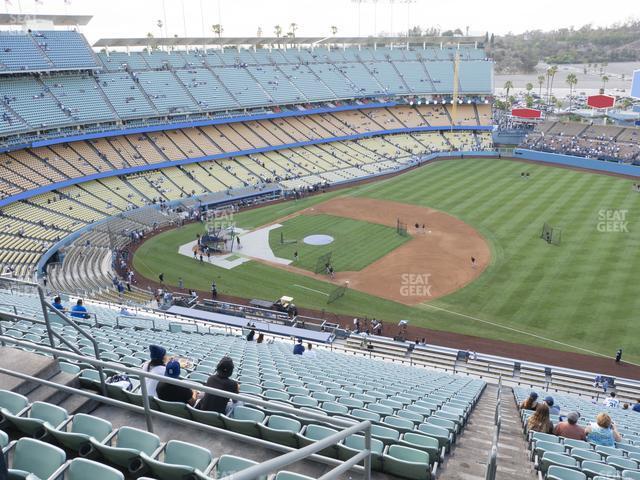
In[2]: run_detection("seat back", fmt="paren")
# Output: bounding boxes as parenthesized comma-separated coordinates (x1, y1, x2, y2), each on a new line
(67, 458, 124, 480)
(267, 415, 301, 432)
(12, 437, 66, 480)
(0, 389, 28, 415)
(216, 454, 258, 478)
(305, 424, 338, 440)
(545, 465, 586, 480)
(388, 444, 429, 462)
(115, 426, 161, 454)
(71, 414, 113, 442)
(164, 440, 212, 471)
(30, 401, 68, 427)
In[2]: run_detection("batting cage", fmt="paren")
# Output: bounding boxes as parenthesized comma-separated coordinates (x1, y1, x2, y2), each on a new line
(314, 251, 333, 274)
(327, 284, 347, 304)
(540, 223, 562, 245)
(280, 231, 298, 245)
(396, 218, 409, 237)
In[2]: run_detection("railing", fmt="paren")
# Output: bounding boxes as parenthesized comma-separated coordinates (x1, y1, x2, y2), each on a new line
(485, 375, 502, 480)
(0, 335, 372, 479)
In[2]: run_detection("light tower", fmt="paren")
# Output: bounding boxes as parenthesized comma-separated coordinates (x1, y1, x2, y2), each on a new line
(451, 51, 461, 131)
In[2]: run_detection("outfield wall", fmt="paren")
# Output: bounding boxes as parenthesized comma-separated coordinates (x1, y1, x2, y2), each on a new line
(514, 149, 640, 177)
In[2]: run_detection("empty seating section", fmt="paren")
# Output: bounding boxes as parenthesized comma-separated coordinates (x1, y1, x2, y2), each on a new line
(515, 387, 640, 480)
(1, 76, 72, 129)
(42, 74, 114, 124)
(215, 67, 273, 108)
(0, 286, 486, 479)
(135, 71, 199, 114)
(247, 65, 303, 104)
(0, 30, 96, 72)
(96, 73, 157, 119)
(174, 68, 240, 110)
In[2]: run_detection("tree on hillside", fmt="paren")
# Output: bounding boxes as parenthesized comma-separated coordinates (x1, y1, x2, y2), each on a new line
(601, 75, 609, 91)
(566, 73, 578, 110)
(526, 82, 533, 94)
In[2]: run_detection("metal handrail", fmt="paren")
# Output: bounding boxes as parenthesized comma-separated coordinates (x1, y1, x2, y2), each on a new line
(0, 363, 368, 477)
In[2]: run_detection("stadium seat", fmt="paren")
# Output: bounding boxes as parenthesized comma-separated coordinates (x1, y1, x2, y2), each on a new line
(46, 413, 113, 456)
(382, 444, 431, 480)
(140, 439, 214, 480)
(622, 471, 640, 480)
(539, 452, 580, 475)
(337, 434, 384, 471)
(90, 426, 162, 473)
(222, 406, 265, 437)
(6, 437, 66, 480)
(416, 424, 452, 451)
(571, 449, 602, 463)
(153, 398, 191, 419)
(0, 390, 29, 428)
(296, 424, 339, 458)
(214, 454, 264, 479)
(274, 471, 315, 480)
(400, 432, 441, 464)
(258, 415, 301, 448)
(580, 461, 617, 479)
(606, 456, 638, 471)
(7, 401, 68, 438)
(56, 458, 125, 480)
(546, 465, 587, 480)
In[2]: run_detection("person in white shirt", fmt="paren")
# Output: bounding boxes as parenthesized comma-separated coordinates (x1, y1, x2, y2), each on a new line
(303, 343, 317, 358)
(141, 344, 167, 397)
(602, 392, 620, 408)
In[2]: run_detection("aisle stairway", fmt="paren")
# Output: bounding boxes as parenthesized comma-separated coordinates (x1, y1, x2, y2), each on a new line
(439, 384, 534, 480)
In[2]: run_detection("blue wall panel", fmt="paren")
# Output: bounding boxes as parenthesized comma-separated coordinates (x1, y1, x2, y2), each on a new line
(513, 149, 640, 176)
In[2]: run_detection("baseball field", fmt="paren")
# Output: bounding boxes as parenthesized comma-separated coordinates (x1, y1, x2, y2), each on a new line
(133, 158, 640, 363)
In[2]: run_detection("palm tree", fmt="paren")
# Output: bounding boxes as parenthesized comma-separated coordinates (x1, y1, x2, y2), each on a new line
(289, 22, 298, 48)
(602, 75, 609, 91)
(547, 65, 558, 105)
(257, 26, 263, 38)
(525, 82, 533, 94)
(537, 75, 545, 98)
(274, 25, 282, 48)
(330, 25, 338, 36)
(503, 80, 513, 100)
(566, 73, 578, 110)
(212, 24, 223, 51)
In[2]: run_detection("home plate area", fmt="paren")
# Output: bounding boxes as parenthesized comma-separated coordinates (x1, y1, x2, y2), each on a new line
(177, 224, 292, 270)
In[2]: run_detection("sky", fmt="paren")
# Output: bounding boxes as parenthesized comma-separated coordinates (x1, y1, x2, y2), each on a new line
(2, 0, 638, 44)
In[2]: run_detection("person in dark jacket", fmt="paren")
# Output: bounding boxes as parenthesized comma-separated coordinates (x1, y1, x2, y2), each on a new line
(293, 338, 305, 355)
(197, 357, 240, 415)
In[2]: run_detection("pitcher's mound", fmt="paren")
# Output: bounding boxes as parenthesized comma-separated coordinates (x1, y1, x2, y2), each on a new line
(303, 234, 335, 246)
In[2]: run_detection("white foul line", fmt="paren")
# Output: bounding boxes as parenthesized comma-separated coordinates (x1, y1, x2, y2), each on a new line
(293, 284, 330, 296)
(417, 302, 640, 367)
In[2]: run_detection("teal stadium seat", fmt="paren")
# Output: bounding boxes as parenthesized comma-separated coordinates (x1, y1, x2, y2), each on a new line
(46, 413, 113, 456)
(90, 426, 162, 473)
(140, 439, 214, 480)
(383, 444, 432, 480)
(7, 437, 66, 480)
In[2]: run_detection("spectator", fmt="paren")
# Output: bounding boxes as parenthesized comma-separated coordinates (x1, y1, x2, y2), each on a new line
(141, 344, 167, 398)
(585, 413, 622, 446)
(633, 399, 640, 413)
(256, 333, 264, 344)
(544, 396, 560, 415)
(623, 403, 629, 410)
(156, 360, 196, 406)
(246, 326, 255, 342)
(304, 343, 317, 358)
(519, 392, 539, 411)
(51, 296, 66, 312)
(602, 392, 620, 408)
(293, 338, 305, 355)
(553, 411, 586, 440)
(70, 299, 89, 319)
(198, 356, 240, 415)
(527, 402, 554, 434)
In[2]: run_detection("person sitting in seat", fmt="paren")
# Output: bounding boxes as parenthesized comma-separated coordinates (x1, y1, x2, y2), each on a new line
(602, 392, 620, 408)
(585, 413, 622, 446)
(544, 396, 560, 415)
(633, 398, 640, 413)
(156, 360, 196, 406)
(141, 344, 167, 398)
(553, 411, 586, 440)
(519, 391, 538, 411)
(303, 343, 317, 358)
(70, 299, 90, 319)
(293, 338, 305, 355)
(198, 356, 240, 415)
(527, 402, 554, 434)
(51, 296, 66, 313)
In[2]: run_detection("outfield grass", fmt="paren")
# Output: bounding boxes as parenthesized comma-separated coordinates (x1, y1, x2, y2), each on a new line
(134, 158, 640, 362)
(269, 214, 408, 272)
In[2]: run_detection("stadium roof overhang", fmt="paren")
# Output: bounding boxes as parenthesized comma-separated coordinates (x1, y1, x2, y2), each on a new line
(0, 13, 93, 26)
(94, 35, 485, 49)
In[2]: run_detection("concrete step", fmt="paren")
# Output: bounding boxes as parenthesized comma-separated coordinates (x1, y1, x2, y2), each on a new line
(57, 389, 101, 415)
(0, 347, 60, 395)
(26, 371, 77, 405)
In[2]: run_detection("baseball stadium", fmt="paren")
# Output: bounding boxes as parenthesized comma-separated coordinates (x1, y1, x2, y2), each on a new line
(0, 2, 640, 480)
